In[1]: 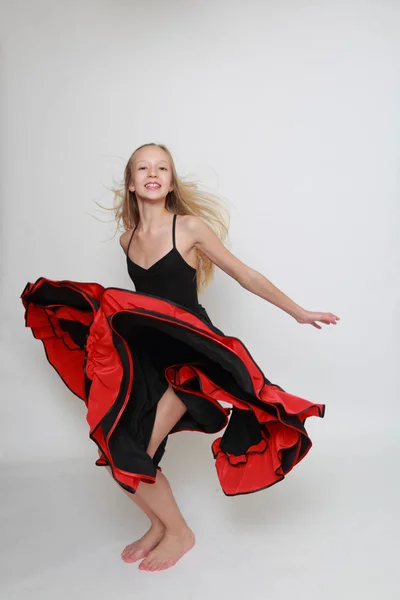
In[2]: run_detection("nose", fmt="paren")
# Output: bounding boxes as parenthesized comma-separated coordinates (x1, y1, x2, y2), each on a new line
(148, 166, 157, 177)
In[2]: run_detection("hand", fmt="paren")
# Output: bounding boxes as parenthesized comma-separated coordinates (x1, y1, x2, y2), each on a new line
(296, 310, 340, 330)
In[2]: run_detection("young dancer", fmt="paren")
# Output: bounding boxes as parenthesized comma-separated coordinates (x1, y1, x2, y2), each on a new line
(21, 143, 339, 572)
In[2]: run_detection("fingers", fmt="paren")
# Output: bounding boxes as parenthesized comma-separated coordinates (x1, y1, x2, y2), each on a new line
(303, 311, 340, 328)
(322, 313, 340, 325)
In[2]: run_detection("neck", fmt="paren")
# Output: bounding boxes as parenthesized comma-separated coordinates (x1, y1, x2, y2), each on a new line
(135, 200, 172, 232)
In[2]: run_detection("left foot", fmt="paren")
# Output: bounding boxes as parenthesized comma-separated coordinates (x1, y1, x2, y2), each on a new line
(138, 527, 195, 571)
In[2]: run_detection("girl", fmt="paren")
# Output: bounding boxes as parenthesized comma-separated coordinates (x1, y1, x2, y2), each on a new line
(21, 143, 339, 573)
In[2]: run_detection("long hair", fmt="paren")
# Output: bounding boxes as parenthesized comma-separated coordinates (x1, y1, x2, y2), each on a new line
(110, 143, 230, 293)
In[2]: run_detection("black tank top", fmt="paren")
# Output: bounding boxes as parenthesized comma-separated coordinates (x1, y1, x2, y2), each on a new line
(126, 213, 201, 312)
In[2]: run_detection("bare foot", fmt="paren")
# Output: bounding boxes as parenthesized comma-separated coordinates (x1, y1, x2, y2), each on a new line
(121, 523, 166, 563)
(138, 527, 195, 571)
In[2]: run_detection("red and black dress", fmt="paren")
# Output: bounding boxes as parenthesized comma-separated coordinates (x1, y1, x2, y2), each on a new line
(21, 213, 325, 496)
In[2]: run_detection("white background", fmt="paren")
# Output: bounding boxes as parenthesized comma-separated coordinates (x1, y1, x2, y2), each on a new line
(1, 1, 399, 599)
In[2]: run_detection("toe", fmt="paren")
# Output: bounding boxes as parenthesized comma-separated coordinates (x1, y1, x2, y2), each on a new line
(122, 545, 134, 558)
(125, 554, 139, 563)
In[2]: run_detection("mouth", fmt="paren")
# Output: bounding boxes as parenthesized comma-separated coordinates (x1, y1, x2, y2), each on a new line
(145, 182, 161, 189)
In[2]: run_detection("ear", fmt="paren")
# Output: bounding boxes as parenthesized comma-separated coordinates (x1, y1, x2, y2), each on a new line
(128, 182, 135, 192)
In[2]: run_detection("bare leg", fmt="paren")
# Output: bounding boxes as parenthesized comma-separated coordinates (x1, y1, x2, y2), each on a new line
(137, 470, 196, 572)
(101, 385, 195, 569)
(145, 384, 188, 457)
(119, 381, 189, 563)
(101, 462, 166, 563)
(136, 386, 196, 572)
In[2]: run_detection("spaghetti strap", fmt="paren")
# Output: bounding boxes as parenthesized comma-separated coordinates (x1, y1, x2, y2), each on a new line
(126, 224, 138, 255)
(172, 213, 177, 249)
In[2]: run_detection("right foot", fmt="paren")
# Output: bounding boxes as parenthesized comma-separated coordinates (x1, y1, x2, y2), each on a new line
(138, 527, 195, 571)
(121, 523, 165, 563)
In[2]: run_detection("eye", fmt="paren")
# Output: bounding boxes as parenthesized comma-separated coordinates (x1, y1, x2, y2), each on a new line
(138, 166, 146, 170)
(159, 167, 167, 171)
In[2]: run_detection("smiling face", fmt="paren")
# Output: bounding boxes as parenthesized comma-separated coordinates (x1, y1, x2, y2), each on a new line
(128, 145, 174, 201)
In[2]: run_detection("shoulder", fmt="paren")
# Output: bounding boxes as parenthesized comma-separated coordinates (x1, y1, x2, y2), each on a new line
(178, 213, 246, 282)
(178, 214, 208, 239)
(119, 229, 134, 254)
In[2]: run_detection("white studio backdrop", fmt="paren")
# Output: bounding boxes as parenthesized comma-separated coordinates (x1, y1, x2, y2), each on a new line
(1, 0, 399, 465)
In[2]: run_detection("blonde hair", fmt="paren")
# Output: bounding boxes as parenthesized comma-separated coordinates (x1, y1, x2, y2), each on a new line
(110, 143, 230, 292)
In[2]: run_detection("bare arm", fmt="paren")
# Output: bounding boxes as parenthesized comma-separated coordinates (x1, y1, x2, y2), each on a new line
(186, 216, 339, 329)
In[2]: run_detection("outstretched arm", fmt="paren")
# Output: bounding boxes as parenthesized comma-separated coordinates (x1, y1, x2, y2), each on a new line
(186, 216, 340, 330)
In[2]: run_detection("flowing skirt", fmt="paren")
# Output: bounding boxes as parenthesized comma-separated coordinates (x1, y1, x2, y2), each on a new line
(21, 277, 325, 496)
